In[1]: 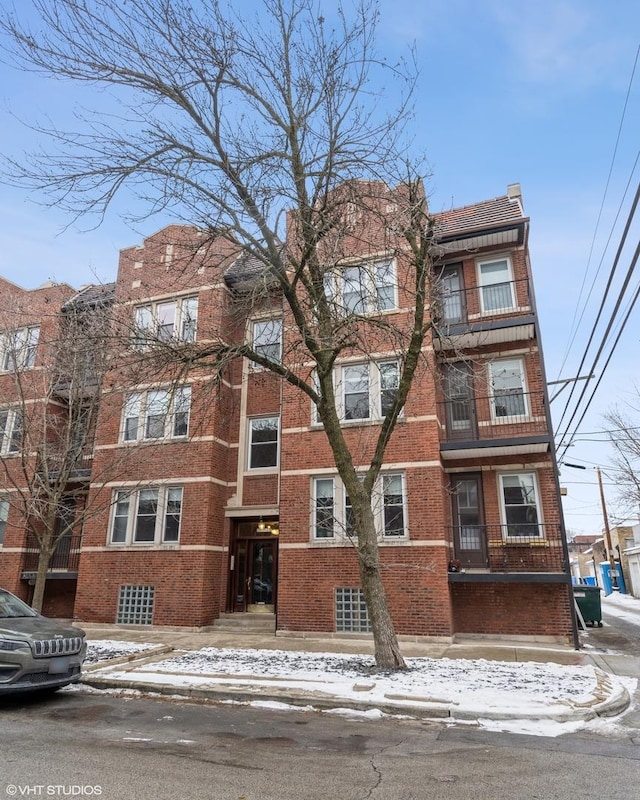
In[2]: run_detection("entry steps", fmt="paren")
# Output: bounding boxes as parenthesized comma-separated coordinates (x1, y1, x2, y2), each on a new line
(212, 612, 276, 634)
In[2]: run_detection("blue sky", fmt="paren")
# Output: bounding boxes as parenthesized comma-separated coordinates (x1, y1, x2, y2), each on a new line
(0, 0, 639, 536)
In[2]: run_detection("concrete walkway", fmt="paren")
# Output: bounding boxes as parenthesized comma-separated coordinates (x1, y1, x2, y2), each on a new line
(75, 624, 638, 725)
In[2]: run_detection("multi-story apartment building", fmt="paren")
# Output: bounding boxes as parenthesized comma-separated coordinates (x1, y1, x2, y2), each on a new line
(0, 185, 576, 644)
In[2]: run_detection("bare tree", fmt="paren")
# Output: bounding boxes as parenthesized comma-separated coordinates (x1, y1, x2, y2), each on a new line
(0, 0, 435, 668)
(0, 286, 117, 611)
(604, 401, 640, 520)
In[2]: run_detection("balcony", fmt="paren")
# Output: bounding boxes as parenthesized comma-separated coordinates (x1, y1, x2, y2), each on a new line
(438, 390, 551, 459)
(447, 524, 568, 583)
(21, 534, 82, 580)
(432, 278, 536, 349)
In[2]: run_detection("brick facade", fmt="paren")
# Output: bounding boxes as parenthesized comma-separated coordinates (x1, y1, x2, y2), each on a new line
(0, 185, 575, 644)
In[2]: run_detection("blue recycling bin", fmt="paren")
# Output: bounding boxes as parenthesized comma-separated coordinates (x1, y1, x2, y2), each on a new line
(599, 561, 626, 595)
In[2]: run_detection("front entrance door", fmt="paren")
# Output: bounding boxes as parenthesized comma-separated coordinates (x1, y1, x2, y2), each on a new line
(231, 526, 277, 612)
(451, 474, 487, 568)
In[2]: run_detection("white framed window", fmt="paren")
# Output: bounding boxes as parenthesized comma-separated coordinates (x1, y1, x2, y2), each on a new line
(312, 473, 407, 541)
(314, 477, 335, 539)
(0, 409, 22, 455)
(337, 361, 400, 422)
(134, 296, 198, 348)
(121, 387, 191, 442)
(326, 260, 397, 315)
(0, 326, 40, 371)
(0, 498, 8, 546)
(109, 486, 183, 545)
(488, 359, 527, 419)
(477, 257, 515, 313)
(251, 318, 282, 364)
(248, 416, 279, 469)
(498, 472, 543, 539)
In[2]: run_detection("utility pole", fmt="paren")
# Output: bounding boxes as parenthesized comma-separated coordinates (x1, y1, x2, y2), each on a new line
(596, 466, 619, 590)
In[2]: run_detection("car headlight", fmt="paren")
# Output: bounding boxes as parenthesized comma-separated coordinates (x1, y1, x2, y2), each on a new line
(0, 639, 29, 651)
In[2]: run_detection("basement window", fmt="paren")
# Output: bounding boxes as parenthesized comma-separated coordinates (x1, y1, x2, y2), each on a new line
(116, 585, 155, 625)
(335, 588, 371, 633)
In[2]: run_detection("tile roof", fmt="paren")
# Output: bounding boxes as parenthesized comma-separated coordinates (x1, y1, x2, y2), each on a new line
(433, 195, 526, 240)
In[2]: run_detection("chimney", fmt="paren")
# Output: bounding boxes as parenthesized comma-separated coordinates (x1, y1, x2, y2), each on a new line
(507, 183, 522, 204)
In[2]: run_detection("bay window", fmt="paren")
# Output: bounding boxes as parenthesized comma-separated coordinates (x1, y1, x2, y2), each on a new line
(121, 386, 191, 442)
(109, 486, 183, 545)
(134, 296, 198, 348)
(312, 473, 407, 541)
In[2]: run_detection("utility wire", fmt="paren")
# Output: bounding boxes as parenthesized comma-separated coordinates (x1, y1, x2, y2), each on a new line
(554, 188, 640, 448)
(557, 274, 640, 462)
(555, 44, 640, 381)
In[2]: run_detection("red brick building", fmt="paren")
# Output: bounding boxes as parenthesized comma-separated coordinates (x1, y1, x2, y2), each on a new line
(0, 185, 577, 644)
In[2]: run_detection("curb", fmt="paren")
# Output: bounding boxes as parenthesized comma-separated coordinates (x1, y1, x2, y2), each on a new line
(79, 672, 630, 724)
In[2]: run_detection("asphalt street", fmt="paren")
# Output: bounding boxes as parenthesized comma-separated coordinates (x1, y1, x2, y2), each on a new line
(1, 690, 640, 800)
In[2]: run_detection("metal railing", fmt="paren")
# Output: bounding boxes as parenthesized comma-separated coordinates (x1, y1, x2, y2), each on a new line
(438, 390, 548, 441)
(433, 278, 531, 327)
(22, 534, 82, 573)
(448, 524, 565, 572)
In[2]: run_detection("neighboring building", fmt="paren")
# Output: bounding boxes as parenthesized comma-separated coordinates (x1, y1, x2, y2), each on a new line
(0, 185, 576, 643)
(0, 277, 78, 616)
(624, 524, 640, 598)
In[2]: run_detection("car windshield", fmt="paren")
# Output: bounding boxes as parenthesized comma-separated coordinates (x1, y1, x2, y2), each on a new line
(0, 591, 38, 618)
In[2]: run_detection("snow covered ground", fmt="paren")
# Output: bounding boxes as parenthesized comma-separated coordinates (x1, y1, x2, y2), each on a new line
(601, 590, 640, 625)
(79, 592, 640, 737)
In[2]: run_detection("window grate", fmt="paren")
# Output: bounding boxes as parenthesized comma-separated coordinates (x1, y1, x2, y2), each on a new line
(116, 585, 155, 625)
(336, 588, 371, 633)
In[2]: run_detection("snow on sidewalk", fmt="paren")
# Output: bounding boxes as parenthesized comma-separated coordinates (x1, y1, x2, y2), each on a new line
(85, 640, 632, 734)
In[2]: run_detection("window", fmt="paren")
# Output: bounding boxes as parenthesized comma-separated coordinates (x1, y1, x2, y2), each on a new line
(121, 387, 191, 442)
(0, 409, 22, 455)
(314, 478, 335, 540)
(330, 260, 397, 315)
(248, 417, 279, 469)
(382, 474, 405, 537)
(116, 585, 155, 625)
(134, 296, 198, 348)
(312, 473, 407, 540)
(344, 365, 370, 420)
(499, 473, 542, 539)
(109, 486, 183, 545)
(478, 258, 515, 312)
(0, 499, 8, 546)
(0, 326, 40, 371)
(336, 588, 371, 633)
(338, 361, 399, 422)
(252, 319, 282, 364)
(489, 359, 527, 418)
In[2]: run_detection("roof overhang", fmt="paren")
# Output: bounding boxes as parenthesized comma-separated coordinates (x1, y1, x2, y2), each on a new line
(440, 437, 550, 460)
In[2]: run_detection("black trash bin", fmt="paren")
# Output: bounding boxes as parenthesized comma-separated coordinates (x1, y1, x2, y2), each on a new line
(573, 584, 602, 627)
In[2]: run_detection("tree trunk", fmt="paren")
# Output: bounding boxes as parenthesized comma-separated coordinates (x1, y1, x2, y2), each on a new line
(31, 545, 53, 613)
(354, 494, 407, 670)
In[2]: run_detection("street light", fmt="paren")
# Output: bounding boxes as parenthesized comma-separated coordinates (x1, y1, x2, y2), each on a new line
(562, 462, 619, 590)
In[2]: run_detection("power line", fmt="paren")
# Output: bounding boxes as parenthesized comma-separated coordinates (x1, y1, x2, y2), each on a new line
(555, 44, 640, 382)
(554, 185, 640, 446)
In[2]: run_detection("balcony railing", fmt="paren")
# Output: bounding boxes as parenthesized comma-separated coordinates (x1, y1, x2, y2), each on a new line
(433, 278, 531, 328)
(438, 390, 548, 441)
(22, 534, 82, 573)
(448, 524, 565, 572)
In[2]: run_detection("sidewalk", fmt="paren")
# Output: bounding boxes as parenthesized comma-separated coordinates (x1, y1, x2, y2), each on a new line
(76, 624, 637, 732)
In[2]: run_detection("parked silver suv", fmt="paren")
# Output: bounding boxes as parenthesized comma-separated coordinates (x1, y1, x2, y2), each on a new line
(0, 588, 86, 695)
